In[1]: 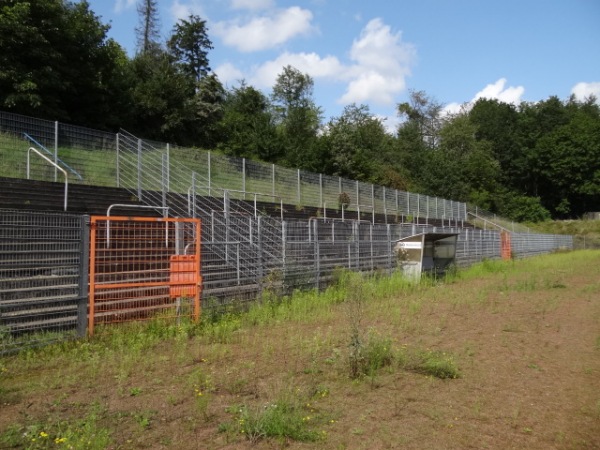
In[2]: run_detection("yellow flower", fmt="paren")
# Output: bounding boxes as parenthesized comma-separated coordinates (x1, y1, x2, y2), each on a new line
(40, 431, 49, 438)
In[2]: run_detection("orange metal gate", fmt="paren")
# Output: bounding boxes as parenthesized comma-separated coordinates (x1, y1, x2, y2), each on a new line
(89, 216, 201, 335)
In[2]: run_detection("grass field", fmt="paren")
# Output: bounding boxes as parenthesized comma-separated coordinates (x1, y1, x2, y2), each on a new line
(1, 251, 599, 449)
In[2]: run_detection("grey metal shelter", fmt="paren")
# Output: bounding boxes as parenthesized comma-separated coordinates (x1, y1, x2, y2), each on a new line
(393, 232, 459, 279)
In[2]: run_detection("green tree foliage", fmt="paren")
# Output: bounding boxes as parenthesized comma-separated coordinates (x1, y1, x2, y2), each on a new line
(271, 65, 322, 168)
(320, 104, 391, 182)
(0, 0, 130, 128)
(218, 82, 279, 160)
(128, 49, 194, 140)
(167, 15, 213, 83)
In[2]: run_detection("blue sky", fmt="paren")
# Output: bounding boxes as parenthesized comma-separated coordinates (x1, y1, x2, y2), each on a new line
(86, 0, 600, 128)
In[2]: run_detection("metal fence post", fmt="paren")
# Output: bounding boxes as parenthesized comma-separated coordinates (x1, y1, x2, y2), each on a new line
(166, 143, 170, 193)
(242, 158, 246, 198)
(77, 215, 90, 337)
(137, 138, 142, 201)
(387, 224, 392, 275)
(313, 219, 320, 289)
(207, 151, 211, 196)
(54, 121, 59, 182)
(257, 217, 264, 295)
(297, 169, 301, 204)
(282, 220, 287, 289)
(319, 173, 323, 207)
(161, 153, 167, 209)
(116, 133, 120, 187)
(272, 164, 275, 196)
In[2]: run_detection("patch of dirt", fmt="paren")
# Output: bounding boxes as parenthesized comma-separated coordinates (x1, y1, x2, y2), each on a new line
(1, 251, 599, 449)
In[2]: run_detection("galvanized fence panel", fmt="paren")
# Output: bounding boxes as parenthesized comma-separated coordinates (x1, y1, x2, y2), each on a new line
(0, 209, 88, 354)
(511, 233, 573, 258)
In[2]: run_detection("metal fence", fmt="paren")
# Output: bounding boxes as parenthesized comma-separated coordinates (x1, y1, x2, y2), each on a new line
(0, 208, 573, 353)
(0, 209, 88, 354)
(0, 110, 467, 221)
(0, 109, 576, 353)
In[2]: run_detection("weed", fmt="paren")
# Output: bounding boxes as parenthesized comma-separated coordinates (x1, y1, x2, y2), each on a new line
(221, 390, 323, 443)
(134, 410, 154, 430)
(129, 387, 142, 396)
(399, 347, 460, 379)
(0, 409, 111, 450)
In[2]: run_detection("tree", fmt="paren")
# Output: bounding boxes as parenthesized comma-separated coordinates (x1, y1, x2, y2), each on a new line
(394, 90, 445, 191)
(321, 104, 391, 182)
(218, 82, 279, 161)
(469, 98, 521, 185)
(167, 15, 213, 83)
(128, 49, 194, 140)
(0, 0, 130, 128)
(397, 90, 444, 149)
(136, 0, 160, 54)
(270, 65, 322, 168)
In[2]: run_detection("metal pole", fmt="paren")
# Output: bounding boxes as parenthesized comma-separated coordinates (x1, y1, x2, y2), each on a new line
(297, 169, 301, 204)
(257, 217, 263, 294)
(207, 151, 211, 196)
(314, 219, 320, 289)
(166, 143, 170, 193)
(137, 138, 142, 201)
(161, 153, 167, 209)
(272, 164, 275, 196)
(77, 215, 90, 337)
(54, 121, 58, 182)
(242, 158, 246, 199)
(319, 173, 323, 207)
(116, 133, 120, 187)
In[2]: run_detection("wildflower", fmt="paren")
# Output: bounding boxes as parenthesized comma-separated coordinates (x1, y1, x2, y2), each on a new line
(55, 437, 67, 444)
(40, 431, 49, 438)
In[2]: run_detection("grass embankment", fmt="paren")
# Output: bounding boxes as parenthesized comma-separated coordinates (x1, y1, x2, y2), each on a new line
(1, 251, 599, 449)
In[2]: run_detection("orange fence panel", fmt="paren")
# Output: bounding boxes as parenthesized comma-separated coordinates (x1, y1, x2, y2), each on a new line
(89, 216, 201, 335)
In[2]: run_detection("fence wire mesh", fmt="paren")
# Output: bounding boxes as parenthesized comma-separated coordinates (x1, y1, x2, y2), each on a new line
(0, 210, 88, 354)
(0, 110, 577, 353)
(88, 216, 201, 335)
(1, 110, 468, 220)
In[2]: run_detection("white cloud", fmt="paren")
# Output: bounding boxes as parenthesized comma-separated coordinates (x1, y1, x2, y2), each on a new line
(213, 7, 315, 52)
(473, 78, 524, 104)
(442, 102, 464, 116)
(571, 81, 600, 102)
(169, 0, 205, 22)
(113, 0, 136, 13)
(214, 62, 245, 87)
(339, 18, 415, 106)
(217, 18, 415, 115)
(230, 0, 274, 11)
(249, 51, 345, 87)
(442, 78, 525, 116)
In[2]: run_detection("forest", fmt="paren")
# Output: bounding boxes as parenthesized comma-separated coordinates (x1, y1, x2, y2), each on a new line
(1, 0, 599, 221)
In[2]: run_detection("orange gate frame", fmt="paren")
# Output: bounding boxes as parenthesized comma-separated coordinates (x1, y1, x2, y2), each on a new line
(89, 216, 202, 335)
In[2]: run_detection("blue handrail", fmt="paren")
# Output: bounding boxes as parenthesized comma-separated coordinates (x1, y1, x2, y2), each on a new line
(23, 133, 83, 181)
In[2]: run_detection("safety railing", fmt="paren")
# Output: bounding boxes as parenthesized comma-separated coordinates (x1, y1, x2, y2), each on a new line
(27, 147, 68, 211)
